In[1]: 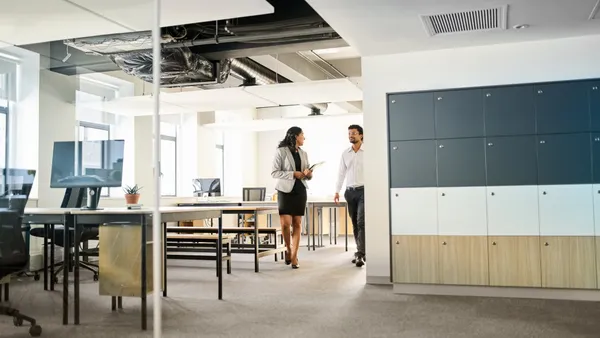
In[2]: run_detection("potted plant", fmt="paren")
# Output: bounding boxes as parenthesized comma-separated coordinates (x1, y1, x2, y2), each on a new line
(123, 184, 142, 205)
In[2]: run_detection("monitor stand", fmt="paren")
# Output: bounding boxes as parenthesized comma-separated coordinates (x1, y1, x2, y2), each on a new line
(81, 187, 102, 210)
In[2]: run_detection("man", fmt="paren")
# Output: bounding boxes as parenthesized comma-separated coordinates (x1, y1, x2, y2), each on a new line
(334, 124, 365, 267)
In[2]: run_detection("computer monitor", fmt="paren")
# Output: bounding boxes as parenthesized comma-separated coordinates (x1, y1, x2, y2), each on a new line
(192, 178, 221, 197)
(0, 168, 36, 214)
(50, 140, 125, 210)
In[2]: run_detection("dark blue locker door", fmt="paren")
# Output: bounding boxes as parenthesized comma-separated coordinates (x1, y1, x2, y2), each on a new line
(436, 138, 486, 187)
(535, 81, 590, 134)
(434, 89, 484, 139)
(389, 140, 437, 188)
(537, 133, 592, 185)
(388, 92, 435, 141)
(590, 82, 600, 131)
(592, 133, 600, 183)
(484, 85, 535, 136)
(485, 136, 537, 186)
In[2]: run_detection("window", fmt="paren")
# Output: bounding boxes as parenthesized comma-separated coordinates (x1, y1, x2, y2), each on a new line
(78, 121, 110, 196)
(215, 130, 224, 193)
(160, 122, 177, 196)
(0, 106, 7, 168)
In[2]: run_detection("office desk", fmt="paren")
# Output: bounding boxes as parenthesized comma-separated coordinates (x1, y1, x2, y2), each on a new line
(306, 201, 349, 251)
(71, 207, 222, 331)
(22, 208, 73, 325)
(174, 205, 281, 272)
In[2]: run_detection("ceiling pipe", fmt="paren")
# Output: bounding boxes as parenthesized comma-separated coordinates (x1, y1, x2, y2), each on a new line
(229, 57, 328, 113)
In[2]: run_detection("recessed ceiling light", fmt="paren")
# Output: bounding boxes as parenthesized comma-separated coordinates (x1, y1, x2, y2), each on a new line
(312, 48, 339, 55)
(513, 24, 529, 29)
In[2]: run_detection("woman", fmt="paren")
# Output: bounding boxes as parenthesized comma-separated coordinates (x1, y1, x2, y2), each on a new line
(271, 126, 312, 269)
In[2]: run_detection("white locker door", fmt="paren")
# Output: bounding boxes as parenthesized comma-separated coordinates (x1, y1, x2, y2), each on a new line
(592, 184, 600, 236)
(539, 184, 594, 236)
(486, 186, 539, 236)
(390, 188, 438, 235)
(438, 187, 487, 236)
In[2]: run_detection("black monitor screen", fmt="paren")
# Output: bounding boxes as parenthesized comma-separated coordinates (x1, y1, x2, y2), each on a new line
(50, 140, 125, 189)
(192, 178, 221, 195)
(0, 168, 36, 213)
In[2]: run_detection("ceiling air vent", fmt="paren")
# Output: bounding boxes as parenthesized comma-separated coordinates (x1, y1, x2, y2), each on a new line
(420, 5, 508, 36)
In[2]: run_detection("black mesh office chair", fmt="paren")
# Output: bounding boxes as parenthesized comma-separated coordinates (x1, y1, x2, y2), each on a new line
(243, 187, 266, 202)
(0, 211, 42, 336)
(31, 188, 100, 283)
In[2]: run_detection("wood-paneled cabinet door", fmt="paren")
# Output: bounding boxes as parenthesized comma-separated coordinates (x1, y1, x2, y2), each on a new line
(439, 236, 488, 286)
(392, 235, 439, 284)
(541, 236, 596, 289)
(488, 236, 541, 287)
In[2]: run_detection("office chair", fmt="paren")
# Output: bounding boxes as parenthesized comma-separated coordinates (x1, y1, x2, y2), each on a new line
(0, 211, 43, 336)
(30, 188, 100, 283)
(243, 187, 266, 202)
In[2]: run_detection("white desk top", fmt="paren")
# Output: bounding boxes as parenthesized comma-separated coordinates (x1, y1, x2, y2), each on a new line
(24, 208, 71, 215)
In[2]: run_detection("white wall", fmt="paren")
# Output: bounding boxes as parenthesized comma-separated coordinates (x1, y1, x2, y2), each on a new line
(256, 115, 363, 197)
(362, 34, 600, 283)
(217, 109, 258, 197)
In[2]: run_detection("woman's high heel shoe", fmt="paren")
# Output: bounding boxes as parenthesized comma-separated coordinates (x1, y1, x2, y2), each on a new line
(285, 252, 292, 265)
(292, 258, 299, 269)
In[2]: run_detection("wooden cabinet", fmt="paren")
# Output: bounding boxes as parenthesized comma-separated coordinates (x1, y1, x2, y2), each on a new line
(488, 236, 541, 287)
(439, 236, 488, 286)
(392, 235, 438, 284)
(541, 236, 596, 289)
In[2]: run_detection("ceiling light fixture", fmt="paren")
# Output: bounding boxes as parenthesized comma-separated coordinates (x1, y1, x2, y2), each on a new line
(513, 24, 529, 29)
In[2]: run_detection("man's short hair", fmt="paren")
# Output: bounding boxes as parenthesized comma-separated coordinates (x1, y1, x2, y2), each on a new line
(348, 124, 363, 135)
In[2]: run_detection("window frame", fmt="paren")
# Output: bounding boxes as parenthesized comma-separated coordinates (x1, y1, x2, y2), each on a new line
(160, 133, 177, 197)
(0, 106, 7, 169)
(78, 121, 111, 197)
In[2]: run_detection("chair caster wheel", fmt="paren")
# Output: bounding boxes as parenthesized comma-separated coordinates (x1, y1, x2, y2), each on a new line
(93, 274, 99, 281)
(33, 274, 40, 281)
(13, 317, 23, 326)
(29, 325, 42, 337)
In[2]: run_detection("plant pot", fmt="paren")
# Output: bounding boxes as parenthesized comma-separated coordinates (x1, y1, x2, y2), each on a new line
(125, 194, 140, 205)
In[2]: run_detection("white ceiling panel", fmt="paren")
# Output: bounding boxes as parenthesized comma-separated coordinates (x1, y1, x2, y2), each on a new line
(243, 78, 363, 106)
(0, 0, 131, 45)
(70, 0, 274, 31)
(79, 95, 194, 116)
(306, 0, 600, 56)
(204, 113, 364, 132)
(161, 87, 277, 112)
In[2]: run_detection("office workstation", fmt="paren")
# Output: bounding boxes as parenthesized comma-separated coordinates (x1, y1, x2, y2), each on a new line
(5, 1, 600, 338)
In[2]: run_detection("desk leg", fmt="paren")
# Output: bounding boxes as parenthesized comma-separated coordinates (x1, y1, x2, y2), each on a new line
(217, 216, 223, 300)
(319, 208, 323, 247)
(50, 224, 55, 291)
(62, 216, 70, 325)
(74, 221, 80, 325)
(43, 224, 48, 291)
(141, 215, 147, 331)
(254, 211, 259, 273)
(334, 209, 337, 245)
(312, 205, 316, 251)
(162, 222, 167, 298)
(345, 208, 348, 252)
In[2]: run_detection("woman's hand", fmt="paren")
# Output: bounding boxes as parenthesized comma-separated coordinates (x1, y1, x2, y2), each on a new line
(293, 171, 305, 179)
(303, 169, 313, 179)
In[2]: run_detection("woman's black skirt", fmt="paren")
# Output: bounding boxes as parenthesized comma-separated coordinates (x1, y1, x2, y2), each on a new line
(277, 185, 307, 216)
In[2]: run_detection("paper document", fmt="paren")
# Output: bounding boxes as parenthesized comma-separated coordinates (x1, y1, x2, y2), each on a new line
(309, 161, 325, 171)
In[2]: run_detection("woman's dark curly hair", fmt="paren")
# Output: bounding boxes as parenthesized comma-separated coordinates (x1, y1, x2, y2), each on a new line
(278, 126, 302, 150)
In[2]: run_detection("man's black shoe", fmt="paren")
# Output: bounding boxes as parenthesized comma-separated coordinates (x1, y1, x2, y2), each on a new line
(352, 252, 358, 264)
(355, 256, 365, 267)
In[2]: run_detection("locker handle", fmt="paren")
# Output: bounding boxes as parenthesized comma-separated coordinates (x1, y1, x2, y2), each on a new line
(439, 144, 444, 148)
(543, 191, 547, 195)
(392, 146, 398, 150)
(492, 241, 497, 245)
(595, 137, 600, 142)
(441, 193, 445, 196)
(490, 192, 495, 196)
(395, 194, 399, 197)
(544, 242, 549, 246)
(396, 241, 400, 245)
(442, 241, 447, 245)
(391, 100, 396, 103)
(487, 142, 493, 146)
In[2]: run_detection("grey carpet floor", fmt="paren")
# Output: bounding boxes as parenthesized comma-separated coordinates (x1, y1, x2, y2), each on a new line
(2, 238, 600, 338)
